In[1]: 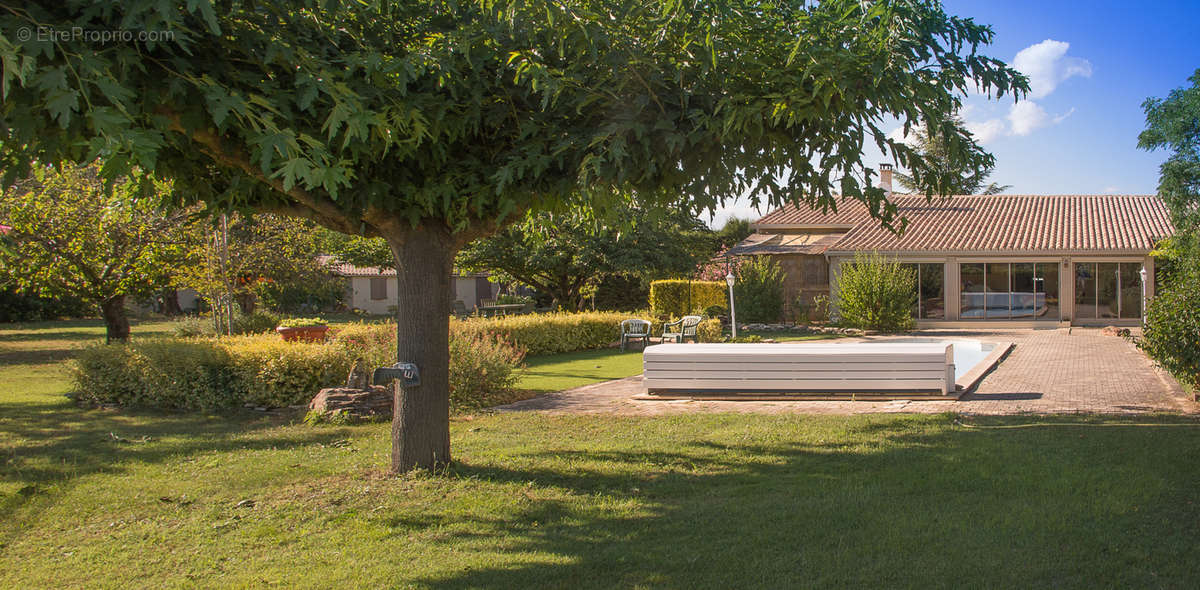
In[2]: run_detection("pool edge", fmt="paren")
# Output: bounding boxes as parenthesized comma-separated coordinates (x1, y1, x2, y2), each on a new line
(956, 341, 1015, 393)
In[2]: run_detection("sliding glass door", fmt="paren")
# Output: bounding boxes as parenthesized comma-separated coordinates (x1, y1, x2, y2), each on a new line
(1075, 262, 1142, 320)
(901, 263, 946, 319)
(960, 262, 1060, 320)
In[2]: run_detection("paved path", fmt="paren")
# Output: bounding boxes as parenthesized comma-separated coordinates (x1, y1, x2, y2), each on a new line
(494, 328, 1196, 416)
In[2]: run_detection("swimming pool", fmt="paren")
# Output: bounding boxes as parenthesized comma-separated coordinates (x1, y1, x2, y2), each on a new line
(859, 338, 997, 381)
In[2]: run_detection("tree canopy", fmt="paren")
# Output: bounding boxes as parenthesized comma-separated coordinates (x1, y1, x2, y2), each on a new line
(457, 201, 714, 310)
(1140, 68, 1200, 258)
(0, 0, 1027, 471)
(0, 163, 192, 341)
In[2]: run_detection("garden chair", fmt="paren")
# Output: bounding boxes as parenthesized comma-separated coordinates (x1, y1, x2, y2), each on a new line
(661, 315, 702, 343)
(620, 319, 652, 351)
(480, 298, 496, 308)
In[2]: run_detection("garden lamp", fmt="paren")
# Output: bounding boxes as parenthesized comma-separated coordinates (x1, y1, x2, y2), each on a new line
(1139, 266, 1147, 326)
(726, 272, 737, 339)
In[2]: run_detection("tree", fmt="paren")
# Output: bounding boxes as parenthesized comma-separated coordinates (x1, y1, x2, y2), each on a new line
(713, 217, 755, 250)
(1139, 68, 1200, 258)
(177, 213, 338, 325)
(894, 117, 1011, 195)
(1136, 68, 1200, 385)
(459, 201, 713, 310)
(0, 164, 193, 342)
(1, 0, 1025, 471)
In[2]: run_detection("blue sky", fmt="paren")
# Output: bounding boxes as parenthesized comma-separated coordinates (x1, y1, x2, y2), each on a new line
(708, 0, 1200, 227)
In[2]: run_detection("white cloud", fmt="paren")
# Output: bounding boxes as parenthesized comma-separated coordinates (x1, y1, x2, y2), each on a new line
(1006, 100, 1076, 136)
(1102, 185, 1120, 193)
(1012, 40, 1093, 99)
(966, 118, 1006, 144)
(887, 125, 921, 146)
(1007, 101, 1050, 136)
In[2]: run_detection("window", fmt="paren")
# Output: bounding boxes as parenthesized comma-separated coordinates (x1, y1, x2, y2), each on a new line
(901, 263, 946, 319)
(369, 277, 388, 300)
(962, 262, 1059, 320)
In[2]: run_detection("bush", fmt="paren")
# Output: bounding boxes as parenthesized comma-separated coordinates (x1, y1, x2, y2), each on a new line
(649, 280, 726, 318)
(454, 311, 631, 355)
(697, 318, 723, 343)
(1138, 269, 1200, 390)
(733, 256, 784, 323)
(171, 316, 210, 337)
(72, 326, 526, 412)
(833, 251, 916, 332)
(278, 317, 327, 328)
(232, 310, 281, 334)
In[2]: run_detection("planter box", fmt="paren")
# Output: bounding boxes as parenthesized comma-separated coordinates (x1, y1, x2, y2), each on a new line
(276, 325, 329, 343)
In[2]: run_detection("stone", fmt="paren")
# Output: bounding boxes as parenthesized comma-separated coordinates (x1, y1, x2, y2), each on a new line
(308, 385, 393, 418)
(1100, 326, 1132, 338)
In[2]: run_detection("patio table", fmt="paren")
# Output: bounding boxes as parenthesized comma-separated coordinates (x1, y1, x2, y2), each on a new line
(476, 303, 527, 317)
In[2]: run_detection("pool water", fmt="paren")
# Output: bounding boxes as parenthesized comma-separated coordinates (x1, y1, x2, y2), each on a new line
(861, 338, 996, 381)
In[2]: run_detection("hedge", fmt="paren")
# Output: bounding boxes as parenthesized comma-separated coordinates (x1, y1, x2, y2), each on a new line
(453, 311, 632, 355)
(649, 280, 727, 318)
(72, 329, 525, 412)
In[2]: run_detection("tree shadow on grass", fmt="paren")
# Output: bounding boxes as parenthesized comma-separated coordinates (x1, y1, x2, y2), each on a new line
(0, 399, 351, 520)
(402, 415, 1200, 588)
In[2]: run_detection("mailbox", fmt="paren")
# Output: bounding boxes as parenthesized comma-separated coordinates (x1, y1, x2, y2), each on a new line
(372, 362, 420, 387)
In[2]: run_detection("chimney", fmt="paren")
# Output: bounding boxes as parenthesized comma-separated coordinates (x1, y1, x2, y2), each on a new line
(879, 163, 893, 197)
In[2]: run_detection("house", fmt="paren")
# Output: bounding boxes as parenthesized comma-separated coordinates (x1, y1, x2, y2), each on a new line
(730, 167, 1172, 326)
(318, 256, 499, 315)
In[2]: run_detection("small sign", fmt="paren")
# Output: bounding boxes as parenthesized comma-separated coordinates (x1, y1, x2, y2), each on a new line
(372, 362, 420, 387)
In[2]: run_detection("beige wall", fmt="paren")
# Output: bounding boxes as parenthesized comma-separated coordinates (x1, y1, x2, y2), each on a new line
(346, 276, 492, 315)
(766, 254, 830, 322)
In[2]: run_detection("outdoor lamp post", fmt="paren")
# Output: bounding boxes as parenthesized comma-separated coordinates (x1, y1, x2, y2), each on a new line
(1139, 266, 1147, 327)
(726, 272, 737, 340)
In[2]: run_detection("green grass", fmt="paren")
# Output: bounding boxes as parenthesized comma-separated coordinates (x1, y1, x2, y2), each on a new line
(3, 320, 1200, 588)
(518, 348, 645, 393)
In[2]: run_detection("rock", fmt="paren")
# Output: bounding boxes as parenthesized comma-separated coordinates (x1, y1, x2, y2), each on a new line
(308, 385, 393, 418)
(1100, 326, 1132, 338)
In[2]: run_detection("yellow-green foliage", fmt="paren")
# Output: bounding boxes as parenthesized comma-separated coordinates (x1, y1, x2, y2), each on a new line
(697, 318, 723, 342)
(224, 336, 354, 408)
(649, 280, 727, 318)
(72, 326, 526, 412)
(453, 311, 631, 355)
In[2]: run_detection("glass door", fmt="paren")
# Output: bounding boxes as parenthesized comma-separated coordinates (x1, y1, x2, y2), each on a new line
(1034, 262, 1060, 320)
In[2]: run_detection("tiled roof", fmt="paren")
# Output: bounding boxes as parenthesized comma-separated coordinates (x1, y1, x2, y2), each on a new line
(726, 232, 845, 256)
(316, 255, 488, 278)
(748, 195, 1172, 254)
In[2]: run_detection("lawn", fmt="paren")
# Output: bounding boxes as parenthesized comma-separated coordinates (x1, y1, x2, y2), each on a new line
(3, 320, 1200, 588)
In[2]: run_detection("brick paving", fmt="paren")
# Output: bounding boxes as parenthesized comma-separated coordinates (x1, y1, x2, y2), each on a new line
(493, 328, 1196, 416)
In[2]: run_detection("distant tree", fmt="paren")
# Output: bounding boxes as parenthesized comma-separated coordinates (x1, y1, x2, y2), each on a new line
(458, 202, 713, 310)
(0, 164, 193, 342)
(714, 217, 755, 249)
(895, 118, 1011, 195)
(177, 214, 338, 322)
(1, 0, 1025, 471)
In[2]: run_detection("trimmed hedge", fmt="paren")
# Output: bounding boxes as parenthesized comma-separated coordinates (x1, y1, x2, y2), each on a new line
(72, 328, 525, 412)
(453, 311, 632, 355)
(649, 280, 727, 318)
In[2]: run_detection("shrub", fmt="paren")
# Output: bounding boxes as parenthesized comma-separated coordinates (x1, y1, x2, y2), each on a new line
(278, 317, 328, 328)
(447, 332, 526, 411)
(733, 256, 784, 323)
(697, 318, 723, 343)
(495, 293, 534, 305)
(171, 316, 210, 337)
(1138, 269, 1200, 390)
(71, 327, 525, 412)
(224, 336, 354, 408)
(834, 251, 916, 332)
(454, 311, 630, 355)
(648, 280, 726, 318)
(231, 310, 281, 334)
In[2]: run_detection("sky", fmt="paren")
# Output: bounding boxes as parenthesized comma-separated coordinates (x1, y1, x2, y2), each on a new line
(707, 0, 1200, 227)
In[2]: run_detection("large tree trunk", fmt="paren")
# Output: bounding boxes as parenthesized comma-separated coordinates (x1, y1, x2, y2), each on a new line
(101, 295, 130, 344)
(234, 292, 257, 315)
(385, 225, 457, 473)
